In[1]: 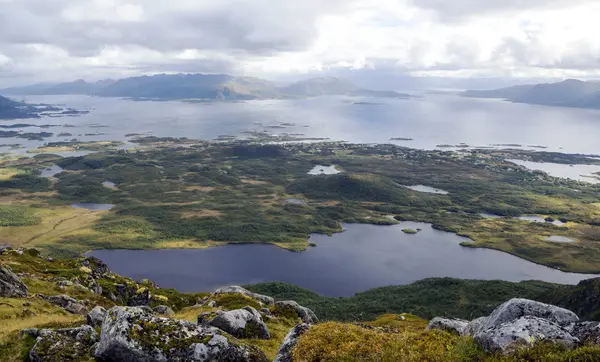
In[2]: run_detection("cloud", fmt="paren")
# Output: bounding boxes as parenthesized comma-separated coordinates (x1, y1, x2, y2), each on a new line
(0, 0, 600, 86)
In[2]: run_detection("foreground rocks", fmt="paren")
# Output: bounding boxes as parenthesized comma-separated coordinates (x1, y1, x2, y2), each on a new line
(428, 298, 585, 355)
(86, 306, 107, 328)
(213, 286, 274, 306)
(95, 306, 268, 362)
(0, 265, 28, 297)
(273, 324, 311, 362)
(40, 294, 87, 315)
(275, 301, 319, 325)
(207, 306, 271, 339)
(29, 325, 97, 362)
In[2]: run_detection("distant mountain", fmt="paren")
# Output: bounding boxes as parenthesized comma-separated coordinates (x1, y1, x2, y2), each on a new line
(2, 79, 115, 96)
(2, 74, 414, 101)
(279, 76, 412, 98)
(462, 79, 600, 109)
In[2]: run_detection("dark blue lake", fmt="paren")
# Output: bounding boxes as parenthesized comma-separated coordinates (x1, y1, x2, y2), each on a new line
(89, 222, 598, 297)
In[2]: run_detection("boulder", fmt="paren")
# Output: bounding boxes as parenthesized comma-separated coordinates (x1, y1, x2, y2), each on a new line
(0, 265, 28, 297)
(274, 301, 319, 325)
(426, 317, 468, 335)
(481, 298, 578, 331)
(42, 295, 87, 315)
(209, 306, 271, 339)
(153, 305, 174, 316)
(0, 244, 13, 253)
(565, 321, 600, 344)
(213, 286, 274, 306)
(114, 284, 150, 306)
(86, 306, 107, 328)
(463, 316, 488, 336)
(273, 324, 310, 362)
(29, 325, 97, 362)
(95, 306, 268, 362)
(474, 316, 579, 355)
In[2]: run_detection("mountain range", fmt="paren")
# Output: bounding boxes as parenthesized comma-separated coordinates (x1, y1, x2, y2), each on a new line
(2, 74, 414, 101)
(462, 79, 600, 109)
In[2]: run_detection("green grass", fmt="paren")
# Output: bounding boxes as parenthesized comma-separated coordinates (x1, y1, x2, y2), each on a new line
(247, 279, 558, 321)
(0, 205, 41, 226)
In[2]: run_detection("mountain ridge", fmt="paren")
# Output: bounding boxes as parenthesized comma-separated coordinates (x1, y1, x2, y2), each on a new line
(462, 78, 600, 109)
(2, 73, 414, 100)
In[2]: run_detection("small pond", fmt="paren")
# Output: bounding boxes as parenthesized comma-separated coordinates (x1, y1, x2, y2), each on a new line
(40, 165, 64, 178)
(89, 222, 598, 297)
(517, 216, 565, 226)
(72, 203, 114, 211)
(308, 165, 341, 175)
(545, 236, 576, 243)
(404, 185, 449, 195)
(102, 181, 117, 188)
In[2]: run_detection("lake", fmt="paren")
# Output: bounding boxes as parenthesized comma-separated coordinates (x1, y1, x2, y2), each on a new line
(508, 159, 600, 183)
(4, 94, 600, 155)
(88, 222, 598, 297)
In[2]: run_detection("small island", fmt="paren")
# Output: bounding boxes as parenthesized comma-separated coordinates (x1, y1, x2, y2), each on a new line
(402, 228, 418, 234)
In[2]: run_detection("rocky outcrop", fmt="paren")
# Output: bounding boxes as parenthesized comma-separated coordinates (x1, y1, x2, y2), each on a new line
(481, 298, 578, 331)
(274, 301, 318, 325)
(0, 265, 28, 297)
(213, 286, 274, 306)
(153, 305, 174, 316)
(95, 306, 268, 362)
(86, 306, 107, 328)
(566, 321, 600, 344)
(41, 295, 87, 315)
(114, 284, 150, 306)
(273, 324, 310, 362)
(426, 317, 468, 335)
(463, 316, 487, 336)
(429, 298, 583, 355)
(208, 306, 271, 339)
(474, 316, 579, 354)
(29, 325, 97, 362)
(80, 256, 110, 276)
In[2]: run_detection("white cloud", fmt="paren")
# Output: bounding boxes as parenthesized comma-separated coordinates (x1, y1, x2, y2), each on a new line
(0, 0, 599, 85)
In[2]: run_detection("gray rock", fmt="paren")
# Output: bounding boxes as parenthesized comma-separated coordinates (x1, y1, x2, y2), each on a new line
(80, 256, 110, 275)
(86, 306, 107, 328)
(56, 280, 74, 287)
(463, 316, 488, 336)
(153, 305, 174, 316)
(43, 295, 87, 315)
(274, 324, 310, 362)
(95, 306, 268, 362)
(29, 325, 97, 362)
(260, 308, 272, 316)
(0, 265, 28, 297)
(275, 301, 319, 325)
(213, 286, 274, 306)
(209, 306, 271, 339)
(474, 316, 579, 355)
(565, 321, 600, 344)
(207, 300, 217, 307)
(21, 328, 40, 338)
(0, 244, 13, 253)
(426, 317, 468, 335)
(481, 298, 579, 331)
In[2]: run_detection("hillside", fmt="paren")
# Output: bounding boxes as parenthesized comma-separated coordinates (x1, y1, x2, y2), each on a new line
(0, 95, 39, 120)
(2, 74, 414, 100)
(462, 79, 600, 109)
(3, 246, 600, 361)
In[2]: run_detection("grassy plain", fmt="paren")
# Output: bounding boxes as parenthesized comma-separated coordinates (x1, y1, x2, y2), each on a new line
(1, 139, 600, 271)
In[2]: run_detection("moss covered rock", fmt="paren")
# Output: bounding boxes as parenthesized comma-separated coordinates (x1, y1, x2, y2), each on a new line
(208, 306, 271, 340)
(29, 325, 97, 362)
(95, 306, 268, 361)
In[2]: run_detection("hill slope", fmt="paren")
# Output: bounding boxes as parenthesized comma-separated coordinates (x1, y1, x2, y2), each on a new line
(462, 79, 600, 109)
(2, 74, 414, 100)
(0, 95, 38, 119)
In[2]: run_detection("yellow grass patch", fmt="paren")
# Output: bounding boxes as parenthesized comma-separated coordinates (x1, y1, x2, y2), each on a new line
(0, 207, 106, 248)
(185, 186, 216, 192)
(180, 210, 223, 219)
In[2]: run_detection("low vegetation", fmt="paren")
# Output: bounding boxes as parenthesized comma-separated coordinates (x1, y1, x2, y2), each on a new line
(2, 139, 600, 272)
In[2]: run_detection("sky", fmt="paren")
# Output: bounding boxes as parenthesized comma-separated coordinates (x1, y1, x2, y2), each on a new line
(1, 0, 600, 86)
